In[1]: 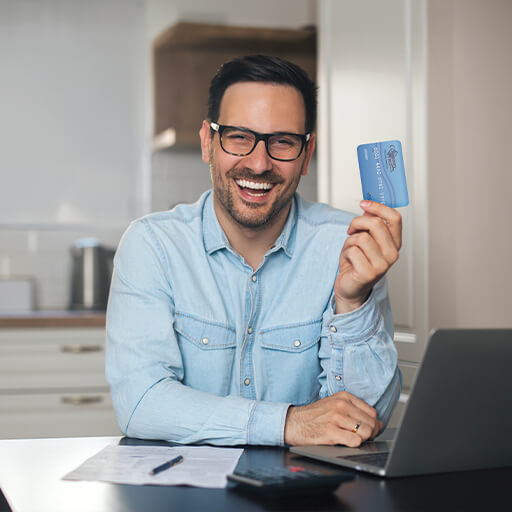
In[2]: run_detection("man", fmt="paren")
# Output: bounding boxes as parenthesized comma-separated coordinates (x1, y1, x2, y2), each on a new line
(106, 55, 402, 447)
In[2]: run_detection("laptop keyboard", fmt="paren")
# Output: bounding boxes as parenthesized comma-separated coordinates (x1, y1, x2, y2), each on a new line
(339, 452, 390, 468)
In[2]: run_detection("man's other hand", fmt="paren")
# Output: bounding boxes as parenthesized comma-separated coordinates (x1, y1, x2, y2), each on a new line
(335, 200, 402, 314)
(284, 392, 383, 446)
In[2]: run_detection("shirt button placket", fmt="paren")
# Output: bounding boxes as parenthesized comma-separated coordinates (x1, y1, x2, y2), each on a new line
(242, 322, 255, 395)
(242, 272, 258, 398)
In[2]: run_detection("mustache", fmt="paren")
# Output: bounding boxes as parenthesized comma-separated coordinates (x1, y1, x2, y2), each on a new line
(226, 167, 284, 184)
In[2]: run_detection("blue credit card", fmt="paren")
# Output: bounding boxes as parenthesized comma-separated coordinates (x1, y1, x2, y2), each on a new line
(357, 140, 409, 207)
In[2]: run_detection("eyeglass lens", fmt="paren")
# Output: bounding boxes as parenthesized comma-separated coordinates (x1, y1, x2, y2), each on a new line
(220, 127, 303, 160)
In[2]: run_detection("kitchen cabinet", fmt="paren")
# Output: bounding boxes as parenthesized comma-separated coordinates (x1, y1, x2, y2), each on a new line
(0, 327, 120, 439)
(153, 22, 316, 150)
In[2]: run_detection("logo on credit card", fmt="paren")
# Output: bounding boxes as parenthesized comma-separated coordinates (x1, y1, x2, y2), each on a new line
(386, 145, 398, 172)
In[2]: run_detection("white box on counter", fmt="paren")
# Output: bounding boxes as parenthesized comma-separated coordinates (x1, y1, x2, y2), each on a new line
(0, 277, 35, 312)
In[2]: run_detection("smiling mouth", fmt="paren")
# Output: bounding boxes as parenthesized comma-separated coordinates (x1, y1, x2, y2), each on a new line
(235, 179, 275, 198)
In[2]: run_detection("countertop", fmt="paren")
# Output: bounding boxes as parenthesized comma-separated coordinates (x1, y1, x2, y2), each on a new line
(0, 310, 106, 328)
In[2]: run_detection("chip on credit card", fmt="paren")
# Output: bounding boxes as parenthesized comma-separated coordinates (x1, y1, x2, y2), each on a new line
(357, 140, 409, 208)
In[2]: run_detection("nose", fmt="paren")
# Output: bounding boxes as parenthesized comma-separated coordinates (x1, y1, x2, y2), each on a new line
(243, 139, 272, 174)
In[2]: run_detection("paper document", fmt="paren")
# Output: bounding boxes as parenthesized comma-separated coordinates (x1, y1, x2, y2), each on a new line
(63, 445, 243, 488)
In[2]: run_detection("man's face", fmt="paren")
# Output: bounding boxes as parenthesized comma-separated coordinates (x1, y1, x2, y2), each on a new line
(200, 82, 315, 230)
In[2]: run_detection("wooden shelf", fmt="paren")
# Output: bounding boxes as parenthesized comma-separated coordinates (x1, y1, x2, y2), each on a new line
(0, 311, 106, 328)
(154, 22, 316, 51)
(152, 128, 200, 151)
(153, 22, 317, 150)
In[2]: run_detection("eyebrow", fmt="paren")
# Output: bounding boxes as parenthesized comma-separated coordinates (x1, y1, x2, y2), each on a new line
(219, 124, 306, 136)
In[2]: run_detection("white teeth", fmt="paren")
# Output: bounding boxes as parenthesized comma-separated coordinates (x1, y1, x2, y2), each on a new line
(235, 179, 273, 191)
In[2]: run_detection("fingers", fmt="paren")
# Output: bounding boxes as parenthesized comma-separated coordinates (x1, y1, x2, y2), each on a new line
(345, 220, 399, 278)
(331, 392, 380, 444)
(334, 413, 374, 443)
(342, 233, 390, 278)
(349, 200, 402, 251)
(335, 392, 378, 427)
(347, 213, 400, 257)
(339, 391, 378, 418)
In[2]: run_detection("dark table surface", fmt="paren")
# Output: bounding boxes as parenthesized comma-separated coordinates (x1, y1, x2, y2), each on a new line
(0, 435, 509, 512)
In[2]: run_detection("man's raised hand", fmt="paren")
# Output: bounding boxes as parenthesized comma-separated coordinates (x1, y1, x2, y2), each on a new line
(334, 200, 402, 314)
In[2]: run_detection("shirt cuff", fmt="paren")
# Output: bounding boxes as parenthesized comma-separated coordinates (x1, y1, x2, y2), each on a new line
(247, 401, 291, 446)
(374, 366, 402, 428)
(327, 289, 381, 345)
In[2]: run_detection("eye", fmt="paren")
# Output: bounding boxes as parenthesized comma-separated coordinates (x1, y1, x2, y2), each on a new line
(224, 129, 253, 142)
(229, 133, 250, 141)
(270, 135, 300, 148)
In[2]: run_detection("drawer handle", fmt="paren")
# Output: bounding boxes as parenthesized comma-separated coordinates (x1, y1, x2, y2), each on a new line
(60, 344, 103, 353)
(61, 395, 104, 405)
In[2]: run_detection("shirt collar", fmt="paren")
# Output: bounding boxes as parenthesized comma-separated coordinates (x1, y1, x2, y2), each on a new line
(202, 190, 298, 258)
(203, 191, 230, 254)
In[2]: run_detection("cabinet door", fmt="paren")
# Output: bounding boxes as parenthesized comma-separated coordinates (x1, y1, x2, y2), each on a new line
(0, 328, 108, 391)
(0, 327, 118, 439)
(0, 392, 120, 439)
(318, 0, 428, 365)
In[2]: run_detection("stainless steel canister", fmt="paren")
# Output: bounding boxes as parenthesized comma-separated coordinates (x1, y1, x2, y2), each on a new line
(69, 238, 115, 311)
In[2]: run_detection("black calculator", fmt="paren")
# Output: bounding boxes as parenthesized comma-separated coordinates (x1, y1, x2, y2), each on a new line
(227, 465, 354, 497)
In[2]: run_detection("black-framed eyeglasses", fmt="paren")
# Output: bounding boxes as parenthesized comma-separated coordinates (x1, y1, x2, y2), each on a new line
(210, 122, 311, 162)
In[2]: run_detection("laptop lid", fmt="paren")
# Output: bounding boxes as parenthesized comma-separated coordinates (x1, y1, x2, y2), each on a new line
(291, 329, 512, 477)
(385, 328, 512, 476)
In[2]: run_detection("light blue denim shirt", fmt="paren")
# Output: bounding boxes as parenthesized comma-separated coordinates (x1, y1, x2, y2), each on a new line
(106, 190, 400, 446)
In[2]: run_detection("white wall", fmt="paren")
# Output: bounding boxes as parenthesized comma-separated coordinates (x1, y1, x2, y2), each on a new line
(428, 0, 512, 328)
(0, 0, 145, 226)
(0, 0, 146, 308)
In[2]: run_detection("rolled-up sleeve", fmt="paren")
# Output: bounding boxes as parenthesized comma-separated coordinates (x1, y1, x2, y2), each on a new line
(106, 220, 289, 445)
(317, 276, 401, 428)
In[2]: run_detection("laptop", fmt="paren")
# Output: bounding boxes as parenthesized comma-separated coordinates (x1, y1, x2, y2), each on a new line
(291, 329, 512, 477)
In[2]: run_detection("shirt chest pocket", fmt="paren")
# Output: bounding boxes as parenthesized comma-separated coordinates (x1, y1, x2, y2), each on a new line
(174, 312, 236, 396)
(259, 319, 322, 405)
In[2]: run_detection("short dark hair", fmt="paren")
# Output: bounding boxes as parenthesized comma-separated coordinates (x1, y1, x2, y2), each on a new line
(207, 55, 317, 134)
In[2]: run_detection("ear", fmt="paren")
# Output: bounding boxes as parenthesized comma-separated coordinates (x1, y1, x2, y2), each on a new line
(300, 133, 316, 177)
(199, 120, 212, 163)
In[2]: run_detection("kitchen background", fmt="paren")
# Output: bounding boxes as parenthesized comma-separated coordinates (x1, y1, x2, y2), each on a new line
(1, 0, 511, 353)
(0, 0, 511, 438)
(0, 0, 317, 311)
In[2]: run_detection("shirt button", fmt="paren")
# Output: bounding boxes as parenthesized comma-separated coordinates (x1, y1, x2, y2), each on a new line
(244, 378, 251, 386)
(335, 375, 342, 381)
(247, 327, 253, 334)
(251, 275, 257, 282)
(329, 325, 337, 333)
(202, 337, 209, 345)
(293, 339, 301, 347)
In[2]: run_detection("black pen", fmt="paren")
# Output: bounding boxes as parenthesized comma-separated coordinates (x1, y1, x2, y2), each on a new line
(149, 455, 184, 475)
